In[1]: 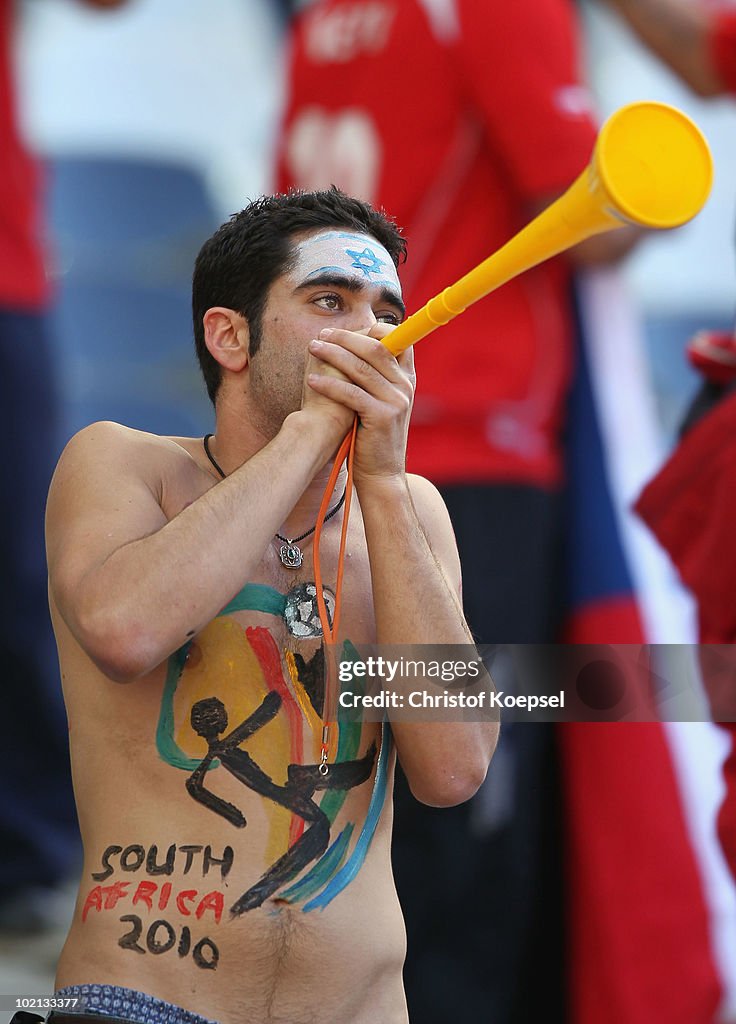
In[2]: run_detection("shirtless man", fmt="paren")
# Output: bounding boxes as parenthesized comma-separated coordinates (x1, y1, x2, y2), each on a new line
(41, 188, 497, 1024)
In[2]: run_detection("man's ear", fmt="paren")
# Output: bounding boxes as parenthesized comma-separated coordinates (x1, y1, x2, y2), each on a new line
(203, 308, 250, 374)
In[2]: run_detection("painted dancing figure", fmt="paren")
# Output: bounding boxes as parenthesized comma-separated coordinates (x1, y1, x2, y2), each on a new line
(186, 693, 376, 913)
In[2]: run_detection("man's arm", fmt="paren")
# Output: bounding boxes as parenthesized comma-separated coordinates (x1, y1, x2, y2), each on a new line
(46, 415, 339, 682)
(305, 327, 498, 807)
(360, 473, 499, 807)
(602, 0, 733, 98)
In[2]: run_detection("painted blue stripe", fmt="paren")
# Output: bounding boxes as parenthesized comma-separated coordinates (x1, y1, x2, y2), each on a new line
(303, 723, 392, 912)
(279, 823, 354, 904)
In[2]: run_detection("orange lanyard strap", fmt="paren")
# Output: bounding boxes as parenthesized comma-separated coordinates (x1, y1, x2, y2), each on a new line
(313, 419, 358, 773)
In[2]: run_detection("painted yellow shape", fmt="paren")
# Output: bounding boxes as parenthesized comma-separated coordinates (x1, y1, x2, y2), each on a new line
(285, 650, 322, 763)
(173, 617, 291, 861)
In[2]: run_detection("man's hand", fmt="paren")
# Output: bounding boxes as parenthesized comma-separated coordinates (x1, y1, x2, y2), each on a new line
(302, 322, 415, 484)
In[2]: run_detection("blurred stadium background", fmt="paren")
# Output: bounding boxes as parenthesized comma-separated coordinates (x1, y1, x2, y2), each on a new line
(15, 0, 736, 446)
(2, 0, 736, 1010)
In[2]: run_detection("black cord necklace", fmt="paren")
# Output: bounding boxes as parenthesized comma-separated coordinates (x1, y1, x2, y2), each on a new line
(203, 434, 347, 569)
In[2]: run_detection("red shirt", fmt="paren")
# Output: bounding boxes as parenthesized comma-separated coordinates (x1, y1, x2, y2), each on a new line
(278, 0, 597, 485)
(0, 0, 47, 308)
(710, 8, 736, 94)
(636, 391, 736, 883)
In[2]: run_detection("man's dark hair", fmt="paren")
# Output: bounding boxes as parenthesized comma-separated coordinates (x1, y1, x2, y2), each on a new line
(192, 187, 407, 404)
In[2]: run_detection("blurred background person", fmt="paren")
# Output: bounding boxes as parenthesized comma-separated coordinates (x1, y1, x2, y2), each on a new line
(276, 1, 736, 1022)
(0, 0, 281, 995)
(556, 5, 736, 1019)
(613, 0, 736, 906)
(0, 0, 127, 945)
(637, 313, 736, 879)
(602, 0, 736, 98)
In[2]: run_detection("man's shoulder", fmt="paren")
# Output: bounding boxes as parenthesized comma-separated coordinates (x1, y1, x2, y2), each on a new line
(65, 419, 163, 449)
(46, 422, 204, 559)
(52, 421, 199, 500)
(61, 420, 195, 466)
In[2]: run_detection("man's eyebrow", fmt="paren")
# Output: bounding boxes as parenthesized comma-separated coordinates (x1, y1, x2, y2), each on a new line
(293, 271, 406, 317)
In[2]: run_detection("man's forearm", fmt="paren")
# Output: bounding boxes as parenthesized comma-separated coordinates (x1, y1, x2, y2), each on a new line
(359, 475, 471, 645)
(358, 476, 497, 805)
(603, 0, 725, 96)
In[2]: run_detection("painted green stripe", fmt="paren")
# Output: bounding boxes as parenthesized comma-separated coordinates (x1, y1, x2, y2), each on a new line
(155, 643, 220, 771)
(320, 640, 364, 823)
(220, 583, 286, 618)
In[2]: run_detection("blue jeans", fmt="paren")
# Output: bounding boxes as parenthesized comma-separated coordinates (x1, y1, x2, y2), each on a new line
(49, 984, 220, 1023)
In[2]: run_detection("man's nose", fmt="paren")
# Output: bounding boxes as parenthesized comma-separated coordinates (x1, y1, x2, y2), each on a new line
(342, 304, 377, 333)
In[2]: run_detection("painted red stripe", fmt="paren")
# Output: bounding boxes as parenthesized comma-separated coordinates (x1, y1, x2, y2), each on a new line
(246, 627, 305, 845)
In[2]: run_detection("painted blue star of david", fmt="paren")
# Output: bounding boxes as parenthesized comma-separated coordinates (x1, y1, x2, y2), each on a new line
(346, 247, 386, 278)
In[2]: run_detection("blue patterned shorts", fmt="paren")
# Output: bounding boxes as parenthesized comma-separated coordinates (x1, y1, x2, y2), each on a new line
(54, 984, 220, 1024)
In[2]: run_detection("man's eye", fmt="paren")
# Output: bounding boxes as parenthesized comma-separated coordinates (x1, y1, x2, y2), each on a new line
(377, 312, 401, 325)
(315, 294, 342, 310)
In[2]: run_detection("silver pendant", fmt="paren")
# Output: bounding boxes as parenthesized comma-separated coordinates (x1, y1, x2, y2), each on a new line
(284, 583, 335, 638)
(279, 542, 304, 569)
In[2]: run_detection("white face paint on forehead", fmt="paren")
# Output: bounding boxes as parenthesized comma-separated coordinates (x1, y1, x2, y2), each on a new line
(289, 230, 402, 295)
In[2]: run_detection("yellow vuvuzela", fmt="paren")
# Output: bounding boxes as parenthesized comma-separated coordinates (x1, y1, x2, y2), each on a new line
(382, 100, 713, 356)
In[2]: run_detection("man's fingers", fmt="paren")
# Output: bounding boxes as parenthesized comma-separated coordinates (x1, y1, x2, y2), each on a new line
(308, 369, 412, 423)
(309, 339, 382, 394)
(318, 327, 406, 381)
(304, 349, 350, 383)
(310, 332, 413, 397)
(366, 321, 395, 343)
(397, 342, 415, 376)
(307, 371, 374, 416)
(366, 322, 416, 380)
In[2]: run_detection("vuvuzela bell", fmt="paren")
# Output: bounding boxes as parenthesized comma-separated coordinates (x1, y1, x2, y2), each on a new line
(382, 100, 713, 357)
